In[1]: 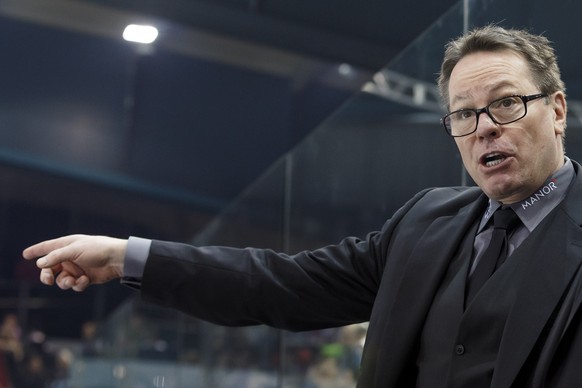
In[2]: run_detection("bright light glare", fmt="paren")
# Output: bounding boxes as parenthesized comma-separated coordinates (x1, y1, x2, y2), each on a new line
(338, 63, 353, 76)
(123, 24, 158, 44)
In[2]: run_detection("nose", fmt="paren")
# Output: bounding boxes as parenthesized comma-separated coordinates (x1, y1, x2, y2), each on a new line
(475, 111, 501, 139)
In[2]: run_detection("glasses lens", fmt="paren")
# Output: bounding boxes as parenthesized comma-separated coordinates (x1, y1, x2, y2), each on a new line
(444, 95, 529, 137)
(445, 110, 476, 136)
(488, 96, 525, 124)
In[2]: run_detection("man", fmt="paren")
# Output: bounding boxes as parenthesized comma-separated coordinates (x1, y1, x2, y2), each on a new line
(22, 25, 582, 387)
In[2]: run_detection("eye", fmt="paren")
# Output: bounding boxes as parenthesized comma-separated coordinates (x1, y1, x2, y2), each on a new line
(491, 96, 520, 110)
(452, 110, 475, 120)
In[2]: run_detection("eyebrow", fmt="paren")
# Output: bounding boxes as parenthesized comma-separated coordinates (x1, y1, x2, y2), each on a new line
(450, 81, 520, 109)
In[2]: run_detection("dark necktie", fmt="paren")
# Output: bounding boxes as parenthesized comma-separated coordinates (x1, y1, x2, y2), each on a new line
(466, 207, 521, 303)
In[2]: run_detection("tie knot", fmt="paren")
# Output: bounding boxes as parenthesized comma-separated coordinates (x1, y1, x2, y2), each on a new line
(493, 207, 520, 231)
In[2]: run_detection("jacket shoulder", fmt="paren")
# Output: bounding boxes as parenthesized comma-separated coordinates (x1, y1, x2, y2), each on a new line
(411, 186, 483, 208)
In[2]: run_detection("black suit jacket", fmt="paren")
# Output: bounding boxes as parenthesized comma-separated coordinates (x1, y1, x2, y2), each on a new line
(140, 161, 582, 388)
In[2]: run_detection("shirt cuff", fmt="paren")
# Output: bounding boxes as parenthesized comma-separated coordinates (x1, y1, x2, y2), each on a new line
(120, 236, 152, 289)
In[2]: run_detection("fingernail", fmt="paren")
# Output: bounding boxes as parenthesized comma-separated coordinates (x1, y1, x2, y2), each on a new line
(41, 273, 51, 284)
(37, 258, 47, 267)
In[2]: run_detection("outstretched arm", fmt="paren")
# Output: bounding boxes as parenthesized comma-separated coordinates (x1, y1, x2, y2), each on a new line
(22, 235, 127, 292)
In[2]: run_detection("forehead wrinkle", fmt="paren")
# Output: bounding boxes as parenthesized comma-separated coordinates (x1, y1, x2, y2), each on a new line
(449, 51, 535, 109)
(450, 80, 525, 109)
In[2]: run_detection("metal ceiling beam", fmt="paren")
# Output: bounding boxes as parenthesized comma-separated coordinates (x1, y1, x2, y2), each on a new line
(77, 0, 397, 70)
(0, 0, 372, 91)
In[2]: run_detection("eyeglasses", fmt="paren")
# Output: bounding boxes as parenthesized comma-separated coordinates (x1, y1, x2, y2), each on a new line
(441, 93, 548, 137)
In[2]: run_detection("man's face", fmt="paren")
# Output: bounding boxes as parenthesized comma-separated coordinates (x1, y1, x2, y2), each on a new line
(448, 50, 567, 204)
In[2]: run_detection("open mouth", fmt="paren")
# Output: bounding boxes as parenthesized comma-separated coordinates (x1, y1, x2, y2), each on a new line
(481, 152, 508, 167)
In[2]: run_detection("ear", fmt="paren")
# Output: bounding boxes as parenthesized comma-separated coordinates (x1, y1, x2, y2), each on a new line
(551, 91, 567, 135)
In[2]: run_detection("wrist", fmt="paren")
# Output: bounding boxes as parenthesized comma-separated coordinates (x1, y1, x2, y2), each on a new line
(110, 238, 128, 278)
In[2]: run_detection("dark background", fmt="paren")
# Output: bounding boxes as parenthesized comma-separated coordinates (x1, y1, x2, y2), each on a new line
(3, 0, 582, 343)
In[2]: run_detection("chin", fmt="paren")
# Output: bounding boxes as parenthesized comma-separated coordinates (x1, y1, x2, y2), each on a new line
(480, 173, 518, 193)
(482, 184, 517, 203)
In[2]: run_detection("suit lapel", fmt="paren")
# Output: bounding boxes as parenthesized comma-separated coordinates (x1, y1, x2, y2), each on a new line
(493, 164, 582, 387)
(370, 194, 487, 386)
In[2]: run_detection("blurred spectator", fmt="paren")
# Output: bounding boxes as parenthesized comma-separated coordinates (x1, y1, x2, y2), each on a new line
(19, 352, 47, 388)
(305, 355, 354, 388)
(0, 313, 23, 387)
(80, 321, 103, 357)
(50, 348, 73, 388)
(336, 323, 367, 379)
(304, 324, 368, 388)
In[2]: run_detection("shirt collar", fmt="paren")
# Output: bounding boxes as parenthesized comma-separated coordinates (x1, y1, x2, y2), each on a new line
(480, 157, 575, 233)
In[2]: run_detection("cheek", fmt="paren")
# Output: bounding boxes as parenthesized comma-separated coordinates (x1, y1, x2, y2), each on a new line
(518, 126, 556, 172)
(527, 126, 553, 154)
(454, 139, 474, 164)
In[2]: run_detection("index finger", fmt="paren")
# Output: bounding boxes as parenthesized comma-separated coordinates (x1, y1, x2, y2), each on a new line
(22, 235, 84, 260)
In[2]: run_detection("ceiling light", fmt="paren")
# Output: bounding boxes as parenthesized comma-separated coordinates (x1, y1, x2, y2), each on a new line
(123, 24, 158, 44)
(338, 63, 353, 76)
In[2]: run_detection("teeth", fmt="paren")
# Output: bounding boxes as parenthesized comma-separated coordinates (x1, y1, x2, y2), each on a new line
(486, 158, 505, 167)
(484, 152, 506, 167)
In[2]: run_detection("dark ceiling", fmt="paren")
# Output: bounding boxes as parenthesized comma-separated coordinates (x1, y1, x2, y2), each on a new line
(77, 0, 461, 71)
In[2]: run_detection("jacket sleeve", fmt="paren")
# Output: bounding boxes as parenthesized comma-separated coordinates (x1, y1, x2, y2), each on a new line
(140, 189, 433, 331)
